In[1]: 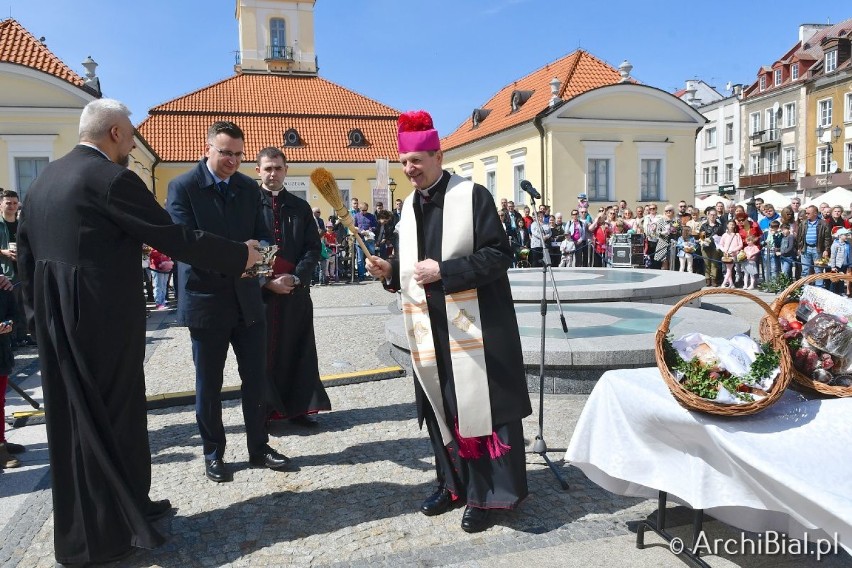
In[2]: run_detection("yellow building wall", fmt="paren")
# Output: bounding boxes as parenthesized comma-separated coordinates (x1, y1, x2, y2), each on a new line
(806, 79, 852, 176)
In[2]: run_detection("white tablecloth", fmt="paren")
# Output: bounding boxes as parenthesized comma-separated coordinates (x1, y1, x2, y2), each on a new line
(565, 367, 852, 552)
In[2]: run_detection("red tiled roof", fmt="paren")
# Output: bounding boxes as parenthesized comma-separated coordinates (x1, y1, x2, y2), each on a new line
(139, 73, 400, 162)
(0, 18, 86, 88)
(441, 50, 623, 151)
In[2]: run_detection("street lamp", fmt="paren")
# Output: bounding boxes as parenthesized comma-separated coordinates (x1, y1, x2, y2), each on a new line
(388, 177, 397, 205)
(817, 125, 843, 175)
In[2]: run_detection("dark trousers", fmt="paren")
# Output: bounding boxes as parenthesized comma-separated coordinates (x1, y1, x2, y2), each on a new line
(190, 320, 268, 460)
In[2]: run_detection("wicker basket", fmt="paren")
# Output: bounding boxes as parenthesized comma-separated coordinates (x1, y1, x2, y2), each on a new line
(760, 271, 852, 397)
(656, 288, 792, 416)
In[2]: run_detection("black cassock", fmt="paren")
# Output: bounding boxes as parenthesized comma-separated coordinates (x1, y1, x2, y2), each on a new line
(18, 146, 248, 565)
(388, 172, 532, 508)
(261, 189, 331, 418)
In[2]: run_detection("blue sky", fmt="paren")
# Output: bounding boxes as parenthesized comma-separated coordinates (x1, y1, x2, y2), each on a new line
(4, 1, 850, 137)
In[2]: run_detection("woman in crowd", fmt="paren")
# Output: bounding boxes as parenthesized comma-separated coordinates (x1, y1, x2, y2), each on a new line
(588, 208, 613, 267)
(622, 207, 640, 232)
(653, 205, 679, 270)
(699, 207, 724, 287)
(148, 248, 173, 310)
(826, 205, 850, 235)
(719, 220, 743, 288)
(564, 209, 587, 267)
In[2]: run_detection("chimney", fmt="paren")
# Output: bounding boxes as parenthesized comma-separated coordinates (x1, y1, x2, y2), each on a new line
(549, 77, 561, 107)
(618, 60, 633, 83)
(799, 23, 831, 45)
(81, 56, 101, 95)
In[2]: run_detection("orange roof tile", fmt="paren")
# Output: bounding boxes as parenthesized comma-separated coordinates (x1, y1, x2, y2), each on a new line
(441, 50, 623, 151)
(139, 73, 401, 163)
(0, 18, 87, 88)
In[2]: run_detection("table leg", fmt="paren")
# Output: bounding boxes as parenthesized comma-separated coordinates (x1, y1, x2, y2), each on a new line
(635, 491, 710, 568)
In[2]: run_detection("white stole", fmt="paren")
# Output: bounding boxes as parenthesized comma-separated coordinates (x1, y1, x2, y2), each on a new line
(397, 175, 492, 446)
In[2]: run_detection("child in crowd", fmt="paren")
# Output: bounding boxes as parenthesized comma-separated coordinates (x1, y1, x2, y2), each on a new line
(761, 219, 782, 282)
(742, 235, 761, 289)
(778, 223, 796, 279)
(829, 228, 852, 296)
(0, 284, 20, 469)
(676, 225, 696, 272)
(559, 235, 576, 267)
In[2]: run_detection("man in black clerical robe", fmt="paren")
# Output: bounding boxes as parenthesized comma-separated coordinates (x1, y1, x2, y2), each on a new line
(18, 99, 259, 566)
(368, 111, 531, 534)
(256, 147, 330, 425)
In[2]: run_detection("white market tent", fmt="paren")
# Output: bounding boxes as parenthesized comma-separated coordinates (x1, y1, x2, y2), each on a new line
(803, 186, 852, 209)
(737, 189, 792, 209)
(694, 194, 725, 212)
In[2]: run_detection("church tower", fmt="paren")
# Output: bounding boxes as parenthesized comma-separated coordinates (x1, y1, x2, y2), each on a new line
(235, 0, 317, 75)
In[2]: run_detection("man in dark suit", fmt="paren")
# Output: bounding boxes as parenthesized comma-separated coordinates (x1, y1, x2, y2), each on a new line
(167, 121, 293, 483)
(18, 99, 261, 566)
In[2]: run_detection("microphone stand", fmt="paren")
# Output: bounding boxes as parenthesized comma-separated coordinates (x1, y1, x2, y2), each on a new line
(526, 193, 569, 490)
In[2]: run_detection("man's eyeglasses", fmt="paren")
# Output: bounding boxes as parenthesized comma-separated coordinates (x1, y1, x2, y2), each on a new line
(209, 145, 245, 160)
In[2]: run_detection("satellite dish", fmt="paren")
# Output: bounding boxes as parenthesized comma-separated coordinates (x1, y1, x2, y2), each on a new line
(725, 81, 732, 91)
(772, 101, 781, 115)
(830, 160, 839, 172)
(822, 131, 832, 143)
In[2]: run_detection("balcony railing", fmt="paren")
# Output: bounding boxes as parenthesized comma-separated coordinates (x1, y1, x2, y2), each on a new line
(749, 129, 780, 146)
(266, 45, 294, 61)
(738, 169, 796, 188)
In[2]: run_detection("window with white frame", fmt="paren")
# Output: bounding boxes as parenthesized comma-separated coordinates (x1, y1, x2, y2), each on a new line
(818, 98, 833, 127)
(774, 69, 782, 86)
(817, 146, 830, 174)
(0, 134, 56, 203)
(725, 122, 734, 144)
(765, 108, 778, 138)
(508, 148, 527, 204)
(641, 159, 661, 200)
(710, 166, 718, 184)
(636, 142, 666, 201)
(481, 155, 497, 198)
(766, 150, 779, 173)
(791, 63, 799, 80)
(759, 75, 766, 91)
(703, 167, 711, 185)
(725, 163, 734, 183)
(826, 50, 838, 73)
(459, 162, 473, 182)
(783, 147, 796, 171)
(783, 102, 796, 127)
(705, 127, 716, 149)
(14, 157, 48, 198)
(749, 112, 761, 135)
(270, 18, 287, 58)
(846, 142, 852, 172)
(750, 153, 760, 174)
(846, 92, 852, 122)
(583, 141, 619, 202)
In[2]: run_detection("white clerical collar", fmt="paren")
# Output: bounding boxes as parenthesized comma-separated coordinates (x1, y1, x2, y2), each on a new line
(417, 171, 445, 198)
(263, 185, 284, 196)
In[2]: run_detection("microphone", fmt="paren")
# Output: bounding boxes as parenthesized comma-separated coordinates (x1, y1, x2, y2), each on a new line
(520, 180, 540, 199)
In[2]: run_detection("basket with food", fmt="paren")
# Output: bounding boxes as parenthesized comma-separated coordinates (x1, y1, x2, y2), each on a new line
(760, 272, 852, 397)
(656, 289, 791, 416)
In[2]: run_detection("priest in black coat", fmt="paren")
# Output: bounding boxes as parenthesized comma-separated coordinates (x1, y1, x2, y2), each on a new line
(17, 99, 260, 566)
(368, 111, 531, 534)
(255, 147, 331, 425)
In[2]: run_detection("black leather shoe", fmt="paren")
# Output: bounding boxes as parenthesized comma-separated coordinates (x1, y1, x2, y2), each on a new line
(420, 488, 454, 516)
(5, 442, 24, 454)
(460, 506, 490, 533)
(288, 414, 319, 428)
(205, 459, 233, 483)
(249, 445, 299, 471)
(146, 498, 172, 521)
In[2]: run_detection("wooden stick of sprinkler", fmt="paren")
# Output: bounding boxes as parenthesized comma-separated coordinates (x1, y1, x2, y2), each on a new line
(310, 167, 373, 258)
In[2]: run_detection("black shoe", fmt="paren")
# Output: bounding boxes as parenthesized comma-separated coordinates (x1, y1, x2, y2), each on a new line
(420, 487, 454, 516)
(5, 442, 25, 454)
(288, 414, 319, 428)
(22, 337, 37, 347)
(249, 445, 298, 471)
(460, 506, 490, 533)
(205, 459, 233, 483)
(146, 498, 172, 521)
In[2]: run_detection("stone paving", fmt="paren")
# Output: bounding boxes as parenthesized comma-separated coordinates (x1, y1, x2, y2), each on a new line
(2, 279, 850, 567)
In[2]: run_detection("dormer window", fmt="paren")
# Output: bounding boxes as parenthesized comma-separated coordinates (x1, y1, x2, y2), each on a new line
(471, 108, 491, 127)
(283, 128, 302, 147)
(826, 49, 838, 73)
(348, 129, 368, 147)
(791, 63, 799, 80)
(510, 90, 533, 112)
(759, 75, 766, 91)
(774, 68, 782, 86)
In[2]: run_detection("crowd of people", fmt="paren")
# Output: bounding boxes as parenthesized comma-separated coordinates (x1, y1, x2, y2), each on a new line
(497, 193, 852, 295)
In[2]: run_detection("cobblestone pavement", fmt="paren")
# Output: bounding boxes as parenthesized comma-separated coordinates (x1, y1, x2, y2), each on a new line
(2, 280, 850, 567)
